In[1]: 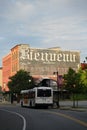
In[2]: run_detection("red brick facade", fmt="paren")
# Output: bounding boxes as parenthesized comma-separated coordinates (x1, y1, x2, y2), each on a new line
(2, 44, 80, 91)
(2, 53, 11, 91)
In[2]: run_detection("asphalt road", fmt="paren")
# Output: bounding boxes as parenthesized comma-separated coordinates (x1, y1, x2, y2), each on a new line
(0, 105, 87, 130)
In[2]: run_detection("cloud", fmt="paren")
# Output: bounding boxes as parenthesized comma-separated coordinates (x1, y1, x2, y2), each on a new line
(0, 0, 87, 65)
(27, 15, 87, 45)
(2, 1, 34, 22)
(0, 37, 5, 40)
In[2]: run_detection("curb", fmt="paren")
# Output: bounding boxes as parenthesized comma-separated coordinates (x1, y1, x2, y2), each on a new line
(0, 102, 87, 112)
(0, 101, 19, 106)
(59, 107, 87, 112)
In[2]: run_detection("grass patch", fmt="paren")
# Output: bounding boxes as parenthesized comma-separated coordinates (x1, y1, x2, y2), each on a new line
(70, 93, 87, 100)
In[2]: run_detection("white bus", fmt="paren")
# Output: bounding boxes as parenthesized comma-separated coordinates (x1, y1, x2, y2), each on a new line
(20, 87, 53, 108)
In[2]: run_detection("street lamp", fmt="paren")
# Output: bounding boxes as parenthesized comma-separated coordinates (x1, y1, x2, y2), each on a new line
(3, 82, 6, 91)
(72, 84, 76, 108)
(53, 71, 60, 108)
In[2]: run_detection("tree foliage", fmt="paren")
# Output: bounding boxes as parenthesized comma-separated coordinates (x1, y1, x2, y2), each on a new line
(63, 68, 82, 93)
(79, 69, 87, 93)
(8, 70, 35, 93)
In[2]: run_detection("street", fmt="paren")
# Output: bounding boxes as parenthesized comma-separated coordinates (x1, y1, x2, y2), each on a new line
(0, 104, 87, 130)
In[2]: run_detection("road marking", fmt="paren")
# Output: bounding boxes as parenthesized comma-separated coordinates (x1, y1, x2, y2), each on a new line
(44, 110, 87, 127)
(0, 109, 26, 130)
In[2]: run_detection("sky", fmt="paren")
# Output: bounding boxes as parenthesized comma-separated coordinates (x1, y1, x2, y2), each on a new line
(0, 0, 87, 66)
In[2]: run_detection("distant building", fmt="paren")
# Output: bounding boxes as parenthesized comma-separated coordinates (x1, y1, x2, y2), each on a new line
(81, 63, 87, 70)
(2, 44, 80, 91)
(0, 67, 2, 89)
(2, 53, 11, 91)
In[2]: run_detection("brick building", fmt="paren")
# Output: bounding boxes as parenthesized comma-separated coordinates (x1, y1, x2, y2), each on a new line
(2, 44, 80, 91)
(0, 67, 2, 88)
(2, 53, 11, 91)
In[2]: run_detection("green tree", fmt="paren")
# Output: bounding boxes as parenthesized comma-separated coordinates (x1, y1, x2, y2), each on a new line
(63, 68, 81, 92)
(63, 68, 77, 92)
(80, 69, 87, 93)
(8, 70, 35, 94)
(63, 68, 82, 107)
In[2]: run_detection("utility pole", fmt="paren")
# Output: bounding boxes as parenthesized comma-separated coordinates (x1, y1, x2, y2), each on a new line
(53, 71, 60, 108)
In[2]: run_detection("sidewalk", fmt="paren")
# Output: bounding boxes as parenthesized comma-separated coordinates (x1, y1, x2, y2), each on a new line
(53, 100, 87, 112)
(0, 100, 87, 112)
(0, 101, 19, 106)
(59, 106, 87, 112)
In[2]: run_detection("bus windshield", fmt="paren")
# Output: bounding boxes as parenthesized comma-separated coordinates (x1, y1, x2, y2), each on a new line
(37, 89, 51, 97)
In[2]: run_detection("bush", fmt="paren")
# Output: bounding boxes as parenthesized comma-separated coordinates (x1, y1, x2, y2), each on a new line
(70, 93, 87, 100)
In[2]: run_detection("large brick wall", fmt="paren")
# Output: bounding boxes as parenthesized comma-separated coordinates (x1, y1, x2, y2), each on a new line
(19, 44, 80, 76)
(2, 44, 80, 91)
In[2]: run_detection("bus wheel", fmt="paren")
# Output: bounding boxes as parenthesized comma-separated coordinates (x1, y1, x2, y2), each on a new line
(30, 101, 32, 107)
(21, 101, 23, 107)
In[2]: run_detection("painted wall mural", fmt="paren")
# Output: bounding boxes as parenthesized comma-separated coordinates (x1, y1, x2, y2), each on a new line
(19, 44, 80, 75)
